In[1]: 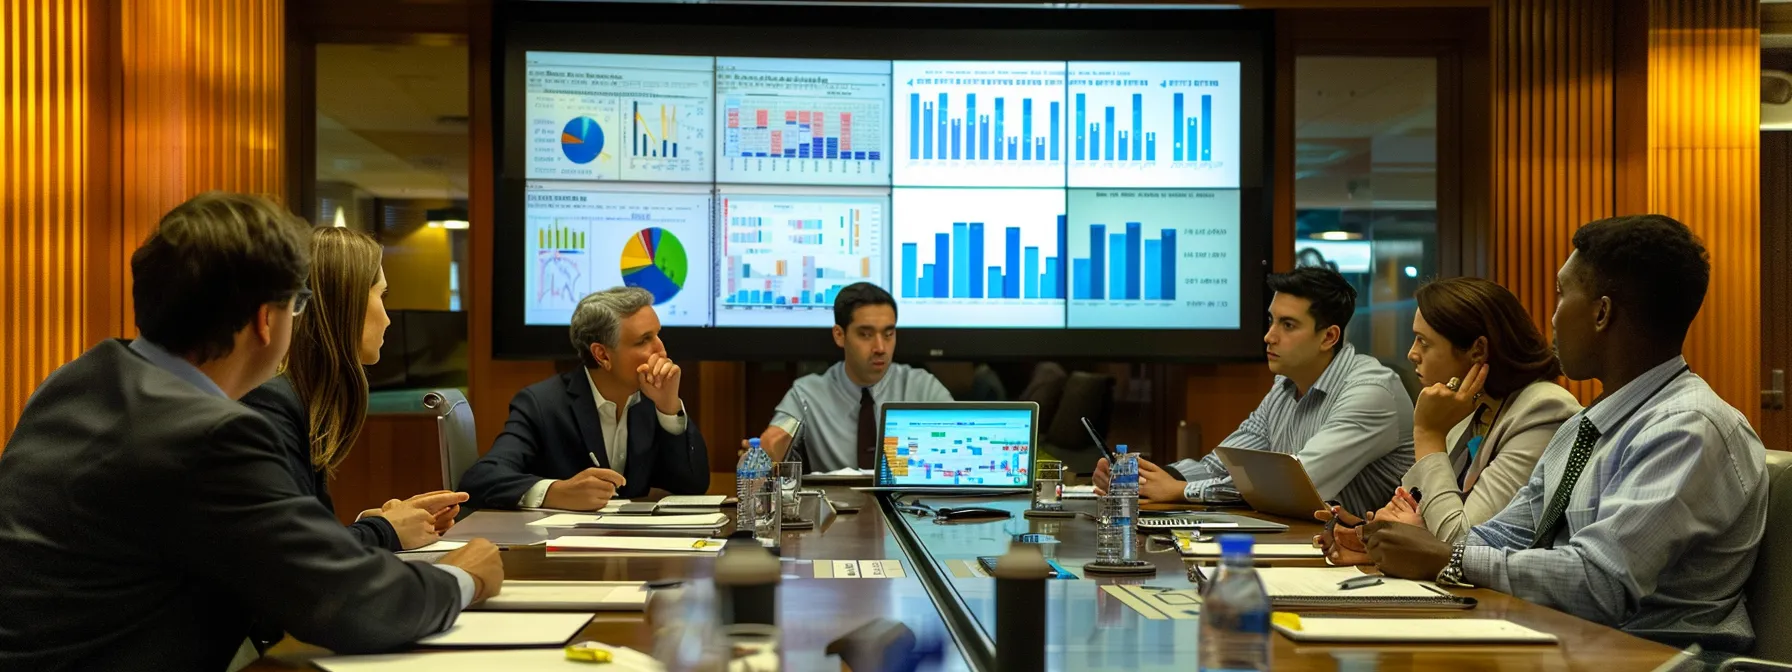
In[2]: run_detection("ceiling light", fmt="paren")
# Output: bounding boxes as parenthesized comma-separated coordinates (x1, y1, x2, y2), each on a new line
(425, 205, 470, 230)
(1315, 231, 1362, 241)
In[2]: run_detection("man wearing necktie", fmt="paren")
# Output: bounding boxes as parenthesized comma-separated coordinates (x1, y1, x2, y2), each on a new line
(1363, 215, 1768, 654)
(752, 283, 954, 471)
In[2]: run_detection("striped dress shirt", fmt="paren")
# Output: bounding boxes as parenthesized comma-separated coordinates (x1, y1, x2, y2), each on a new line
(1169, 343, 1415, 516)
(1463, 356, 1768, 652)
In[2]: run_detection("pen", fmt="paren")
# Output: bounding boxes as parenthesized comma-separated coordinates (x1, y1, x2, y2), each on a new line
(1337, 575, 1384, 590)
(589, 452, 602, 468)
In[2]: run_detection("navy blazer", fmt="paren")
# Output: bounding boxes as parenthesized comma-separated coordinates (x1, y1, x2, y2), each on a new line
(0, 341, 460, 671)
(460, 370, 710, 509)
(240, 375, 401, 551)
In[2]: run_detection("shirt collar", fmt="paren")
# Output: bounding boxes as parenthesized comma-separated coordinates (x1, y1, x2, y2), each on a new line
(583, 369, 640, 411)
(1276, 342, 1357, 398)
(1581, 355, 1690, 434)
(832, 361, 892, 399)
(129, 339, 228, 399)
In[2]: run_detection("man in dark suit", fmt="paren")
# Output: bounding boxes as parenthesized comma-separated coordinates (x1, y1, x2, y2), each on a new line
(0, 192, 504, 672)
(462, 286, 710, 510)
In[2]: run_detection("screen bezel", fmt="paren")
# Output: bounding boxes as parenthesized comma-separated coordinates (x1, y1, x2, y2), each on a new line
(876, 401, 1040, 491)
(494, 2, 1275, 362)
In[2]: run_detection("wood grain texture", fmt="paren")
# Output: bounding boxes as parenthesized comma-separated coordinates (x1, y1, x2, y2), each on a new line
(1, 0, 93, 441)
(1642, 0, 1760, 427)
(2, 0, 285, 447)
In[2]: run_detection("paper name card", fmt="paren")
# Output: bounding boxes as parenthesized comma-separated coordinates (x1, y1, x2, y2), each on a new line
(813, 559, 906, 579)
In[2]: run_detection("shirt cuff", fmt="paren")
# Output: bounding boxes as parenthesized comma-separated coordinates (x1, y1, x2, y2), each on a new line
(771, 415, 800, 436)
(1182, 482, 1202, 503)
(520, 479, 555, 508)
(432, 564, 478, 611)
(1460, 543, 1506, 592)
(657, 402, 688, 435)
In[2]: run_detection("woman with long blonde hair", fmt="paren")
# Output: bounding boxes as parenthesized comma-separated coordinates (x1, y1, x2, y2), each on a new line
(243, 227, 465, 550)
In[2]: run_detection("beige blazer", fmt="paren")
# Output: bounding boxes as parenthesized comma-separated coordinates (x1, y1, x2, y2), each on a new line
(1400, 379, 1581, 543)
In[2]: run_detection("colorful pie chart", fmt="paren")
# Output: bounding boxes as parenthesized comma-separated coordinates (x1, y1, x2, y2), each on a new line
(620, 227, 687, 304)
(561, 117, 604, 165)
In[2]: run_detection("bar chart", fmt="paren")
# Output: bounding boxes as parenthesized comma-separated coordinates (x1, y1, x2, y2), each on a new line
(716, 57, 892, 185)
(891, 188, 1066, 328)
(1067, 61, 1242, 188)
(529, 220, 590, 312)
(714, 193, 888, 327)
(1065, 189, 1241, 329)
(893, 62, 1067, 187)
(626, 99, 711, 180)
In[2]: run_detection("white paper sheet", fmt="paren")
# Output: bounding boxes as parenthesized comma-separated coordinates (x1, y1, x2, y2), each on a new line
(1273, 617, 1559, 644)
(571, 513, 728, 529)
(1253, 567, 1442, 599)
(544, 536, 725, 553)
(472, 581, 649, 611)
(413, 612, 594, 647)
(314, 646, 664, 671)
(396, 540, 468, 554)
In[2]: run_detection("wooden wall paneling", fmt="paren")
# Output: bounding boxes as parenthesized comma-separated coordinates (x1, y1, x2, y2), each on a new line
(1765, 132, 1792, 449)
(1491, 0, 1617, 404)
(1642, 0, 1760, 427)
(327, 414, 443, 524)
(467, 0, 555, 455)
(2, 0, 93, 441)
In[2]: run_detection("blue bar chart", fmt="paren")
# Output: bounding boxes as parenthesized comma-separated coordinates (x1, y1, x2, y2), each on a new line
(1066, 189, 1240, 329)
(714, 193, 887, 327)
(893, 62, 1067, 187)
(1067, 61, 1241, 188)
(892, 188, 1066, 327)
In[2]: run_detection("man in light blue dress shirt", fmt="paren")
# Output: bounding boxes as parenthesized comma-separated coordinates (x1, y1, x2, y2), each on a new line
(1094, 267, 1415, 516)
(1366, 214, 1768, 653)
(753, 283, 953, 471)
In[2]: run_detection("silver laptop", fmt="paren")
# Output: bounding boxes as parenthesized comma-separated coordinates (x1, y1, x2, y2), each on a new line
(1212, 447, 1330, 520)
(851, 401, 1039, 494)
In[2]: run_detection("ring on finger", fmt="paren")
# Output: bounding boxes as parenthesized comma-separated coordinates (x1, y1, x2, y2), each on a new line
(1445, 377, 1462, 392)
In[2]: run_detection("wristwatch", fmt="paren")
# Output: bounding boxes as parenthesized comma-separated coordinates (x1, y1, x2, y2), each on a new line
(1436, 541, 1471, 587)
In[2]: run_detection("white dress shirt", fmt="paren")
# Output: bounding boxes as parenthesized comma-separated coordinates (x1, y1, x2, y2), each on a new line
(519, 370, 688, 508)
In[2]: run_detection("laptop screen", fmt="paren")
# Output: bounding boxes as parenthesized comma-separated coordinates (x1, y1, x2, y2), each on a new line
(878, 407, 1034, 488)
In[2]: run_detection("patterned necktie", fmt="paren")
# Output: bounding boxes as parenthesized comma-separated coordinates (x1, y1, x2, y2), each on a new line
(1529, 417, 1601, 549)
(856, 387, 876, 469)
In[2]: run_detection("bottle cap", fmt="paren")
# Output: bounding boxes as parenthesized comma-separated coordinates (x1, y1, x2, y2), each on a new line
(1218, 534, 1254, 556)
(749, 438, 761, 450)
(1116, 444, 1129, 454)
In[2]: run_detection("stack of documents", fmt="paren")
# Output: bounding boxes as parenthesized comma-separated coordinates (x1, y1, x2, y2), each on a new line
(414, 612, 596, 647)
(525, 513, 728, 530)
(545, 535, 726, 554)
(654, 495, 727, 513)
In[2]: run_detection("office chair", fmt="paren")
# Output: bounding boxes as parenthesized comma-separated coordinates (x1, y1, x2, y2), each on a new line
(1715, 449, 1792, 671)
(423, 389, 478, 491)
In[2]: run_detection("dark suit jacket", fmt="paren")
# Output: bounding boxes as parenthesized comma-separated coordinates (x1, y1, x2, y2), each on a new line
(0, 340, 461, 672)
(240, 375, 401, 551)
(460, 370, 710, 509)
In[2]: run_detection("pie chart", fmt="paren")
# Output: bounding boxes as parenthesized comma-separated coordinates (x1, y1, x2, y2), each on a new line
(561, 117, 604, 165)
(619, 227, 687, 304)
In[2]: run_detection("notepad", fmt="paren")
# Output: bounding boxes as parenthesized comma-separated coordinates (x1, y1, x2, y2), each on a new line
(313, 647, 664, 671)
(572, 513, 728, 529)
(472, 581, 649, 611)
(545, 535, 726, 554)
(1180, 542, 1324, 558)
(521, 500, 630, 514)
(1272, 616, 1558, 644)
(526, 514, 606, 527)
(413, 612, 594, 647)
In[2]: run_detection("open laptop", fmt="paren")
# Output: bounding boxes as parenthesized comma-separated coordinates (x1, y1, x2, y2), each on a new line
(851, 401, 1038, 494)
(1212, 447, 1329, 520)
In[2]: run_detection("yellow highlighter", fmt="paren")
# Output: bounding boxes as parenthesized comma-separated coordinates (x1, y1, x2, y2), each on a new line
(1271, 612, 1303, 632)
(564, 641, 614, 663)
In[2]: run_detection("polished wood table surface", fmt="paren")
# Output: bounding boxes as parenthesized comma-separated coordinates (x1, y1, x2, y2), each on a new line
(252, 489, 1680, 671)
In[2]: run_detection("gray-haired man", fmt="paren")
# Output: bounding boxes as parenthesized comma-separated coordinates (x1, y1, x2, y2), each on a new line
(460, 287, 710, 511)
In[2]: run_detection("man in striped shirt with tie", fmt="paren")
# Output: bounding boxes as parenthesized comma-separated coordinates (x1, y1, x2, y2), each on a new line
(1094, 266, 1416, 517)
(1365, 215, 1768, 653)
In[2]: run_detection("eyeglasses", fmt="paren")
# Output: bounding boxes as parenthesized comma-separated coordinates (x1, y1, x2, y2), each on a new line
(289, 288, 313, 316)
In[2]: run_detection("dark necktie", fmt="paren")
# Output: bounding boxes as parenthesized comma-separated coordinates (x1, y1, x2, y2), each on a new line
(857, 387, 877, 469)
(1530, 418, 1601, 549)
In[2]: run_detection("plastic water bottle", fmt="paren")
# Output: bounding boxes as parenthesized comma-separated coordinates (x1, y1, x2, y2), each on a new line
(737, 438, 773, 541)
(1198, 534, 1272, 672)
(1096, 445, 1139, 564)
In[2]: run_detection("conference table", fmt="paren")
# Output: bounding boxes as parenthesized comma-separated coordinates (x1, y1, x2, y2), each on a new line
(253, 484, 1682, 671)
